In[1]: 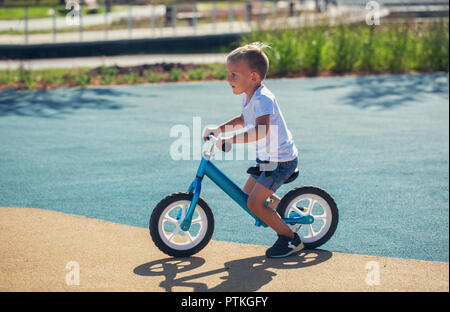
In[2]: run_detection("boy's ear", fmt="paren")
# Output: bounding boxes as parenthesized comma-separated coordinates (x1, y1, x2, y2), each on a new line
(251, 71, 260, 81)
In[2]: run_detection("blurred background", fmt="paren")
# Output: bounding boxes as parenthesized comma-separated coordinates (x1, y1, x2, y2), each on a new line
(0, 1, 448, 88)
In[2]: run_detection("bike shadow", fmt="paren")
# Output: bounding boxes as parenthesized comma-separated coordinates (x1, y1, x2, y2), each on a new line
(134, 249, 332, 292)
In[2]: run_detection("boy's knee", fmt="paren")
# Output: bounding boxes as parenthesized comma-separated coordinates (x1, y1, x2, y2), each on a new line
(247, 197, 263, 214)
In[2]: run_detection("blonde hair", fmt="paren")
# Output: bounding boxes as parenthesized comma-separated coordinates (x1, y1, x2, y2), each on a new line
(226, 42, 271, 80)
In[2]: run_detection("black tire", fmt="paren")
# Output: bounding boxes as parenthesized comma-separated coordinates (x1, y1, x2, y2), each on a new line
(277, 186, 338, 249)
(149, 192, 214, 257)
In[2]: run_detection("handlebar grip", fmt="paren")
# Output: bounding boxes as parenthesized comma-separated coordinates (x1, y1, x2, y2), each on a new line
(206, 132, 215, 141)
(222, 141, 232, 153)
(206, 133, 231, 152)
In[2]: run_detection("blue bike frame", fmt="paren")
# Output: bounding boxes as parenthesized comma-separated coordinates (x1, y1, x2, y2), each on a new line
(180, 155, 314, 231)
(182, 155, 267, 231)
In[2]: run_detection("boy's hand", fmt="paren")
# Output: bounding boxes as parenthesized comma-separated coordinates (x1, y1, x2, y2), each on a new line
(216, 137, 233, 152)
(203, 127, 221, 142)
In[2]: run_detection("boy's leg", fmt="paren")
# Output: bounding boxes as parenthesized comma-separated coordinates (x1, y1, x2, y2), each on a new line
(247, 182, 294, 238)
(243, 176, 257, 195)
(244, 176, 281, 211)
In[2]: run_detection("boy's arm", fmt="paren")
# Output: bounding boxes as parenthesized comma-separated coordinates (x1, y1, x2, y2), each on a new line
(231, 114, 270, 144)
(203, 114, 245, 141)
(218, 114, 245, 133)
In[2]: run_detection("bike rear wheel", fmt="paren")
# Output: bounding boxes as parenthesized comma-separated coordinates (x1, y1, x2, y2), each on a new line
(277, 186, 338, 249)
(149, 192, 214, 257)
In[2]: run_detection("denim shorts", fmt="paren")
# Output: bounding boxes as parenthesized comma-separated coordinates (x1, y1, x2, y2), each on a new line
(250, 157, 298, 192)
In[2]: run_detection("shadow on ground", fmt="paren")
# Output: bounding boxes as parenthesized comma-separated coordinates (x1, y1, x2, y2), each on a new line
(310, 73, 449, 110)
(0, 87, 142, 118)
(134, 249, 332, 292)
(339, 73, 449, 110)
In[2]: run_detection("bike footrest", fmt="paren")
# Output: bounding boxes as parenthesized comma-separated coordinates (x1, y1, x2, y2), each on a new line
(254, 219, 269, 228)
(284, 211, 314, 224)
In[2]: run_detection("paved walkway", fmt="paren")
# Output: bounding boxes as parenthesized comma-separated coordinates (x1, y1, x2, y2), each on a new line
(1, 207, 447, 292)
(0, 6, 382, 45)
(0, 5, 166, 31)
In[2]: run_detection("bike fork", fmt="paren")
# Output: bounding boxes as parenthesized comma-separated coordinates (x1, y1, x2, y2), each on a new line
(179, 177, 202, 231)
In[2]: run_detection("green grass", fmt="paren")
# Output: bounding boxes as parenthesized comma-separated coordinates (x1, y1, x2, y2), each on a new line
(0, 6, 61, 19)
(35, 67, 68, 85)
(198, 1, 247, 11)
(243, 20, 449, 76)
(0, 63, 228, 90)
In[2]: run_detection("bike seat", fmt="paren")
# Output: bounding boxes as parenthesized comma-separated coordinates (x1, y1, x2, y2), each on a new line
(247, 166, 299, 184)
(284, 168, 299, 184)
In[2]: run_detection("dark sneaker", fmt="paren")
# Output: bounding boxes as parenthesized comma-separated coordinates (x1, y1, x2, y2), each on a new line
(266, 233, 304, 258)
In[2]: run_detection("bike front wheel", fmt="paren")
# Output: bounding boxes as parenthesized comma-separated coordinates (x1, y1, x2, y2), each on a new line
(149, 192, 214, 257)
(277, 186, 338, 249)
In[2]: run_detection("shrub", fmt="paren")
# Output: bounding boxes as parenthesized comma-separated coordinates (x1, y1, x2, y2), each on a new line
(73, 69, 91, 87)
(145, 69, 165, 83)
(243, 20, 448, 76)
(300, 26, 327, 76)
(0, 70, 14, 85)
(329, 25, 360, 74)
(357, 26, 377, 73)
(168, 67, 183, 82)
(100, 66, 118, 85)
(17, 66, 35, 89)
(207, 63, 227, 80)
(119, 72, 139, 84)
(186, 67, 207, 81)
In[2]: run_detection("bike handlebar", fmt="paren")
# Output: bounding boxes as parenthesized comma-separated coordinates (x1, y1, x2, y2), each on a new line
(207, 133, 218, 142)
(206, 133, 232, 153)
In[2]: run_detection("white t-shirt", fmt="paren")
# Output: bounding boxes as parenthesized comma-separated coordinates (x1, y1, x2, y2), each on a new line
(241, 84, 298, 162)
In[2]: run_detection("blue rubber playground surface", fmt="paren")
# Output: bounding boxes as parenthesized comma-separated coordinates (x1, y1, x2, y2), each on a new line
(0, 73, 448, 262)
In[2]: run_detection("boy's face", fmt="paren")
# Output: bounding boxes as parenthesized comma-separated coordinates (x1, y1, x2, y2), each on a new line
(226, 60, 259, 95)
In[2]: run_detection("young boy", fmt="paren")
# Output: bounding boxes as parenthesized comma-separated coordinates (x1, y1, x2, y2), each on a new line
(203, 42, 302, 258)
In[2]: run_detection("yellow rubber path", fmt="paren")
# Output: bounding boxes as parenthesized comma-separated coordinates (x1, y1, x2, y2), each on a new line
(1, 207, 448, 292)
